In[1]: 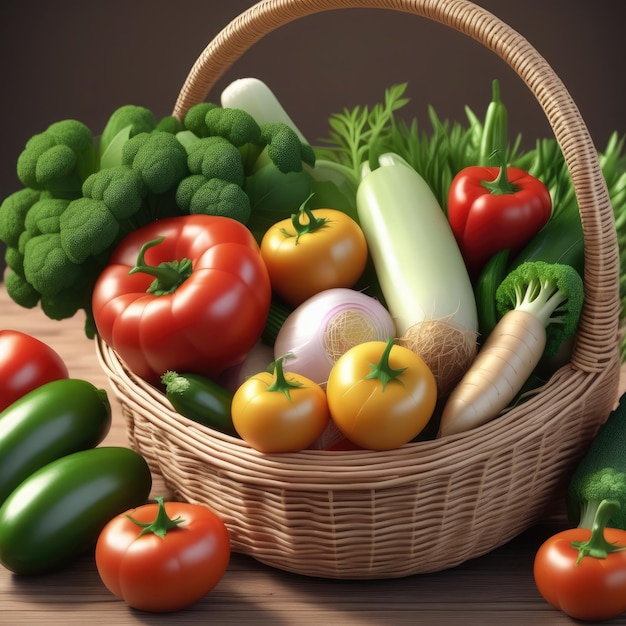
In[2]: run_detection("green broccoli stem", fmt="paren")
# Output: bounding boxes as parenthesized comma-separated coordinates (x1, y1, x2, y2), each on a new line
(364, 338, 407, 391)
(481, 150, 520, 195)
(571, 499, 626, 564)
(267, 355, 302, 401)
(125, 496, 184, 539)
(577, 498, 607, 530)
(516, 278, 568, 328)
(128, 237, 193, 296)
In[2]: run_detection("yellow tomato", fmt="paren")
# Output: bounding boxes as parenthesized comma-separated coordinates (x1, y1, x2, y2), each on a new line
(326, 340, 437, 450)
(260, 202, 368, 307)
(231, 358, 330, 453)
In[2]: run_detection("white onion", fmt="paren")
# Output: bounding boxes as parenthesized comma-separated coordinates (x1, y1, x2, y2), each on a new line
(275, 288, 396, 386)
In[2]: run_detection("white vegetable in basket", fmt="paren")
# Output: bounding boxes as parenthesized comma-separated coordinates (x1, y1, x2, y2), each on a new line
(274, 287, 396, 386)
(221, 77, 309, 142)
(356, 153, 478, 396)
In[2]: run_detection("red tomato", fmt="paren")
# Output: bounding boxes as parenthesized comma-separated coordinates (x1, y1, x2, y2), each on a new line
(0, 330, 68, 412)
(92, 215, 271, 384)
(533, 502, 626, 622)
(95, 497, 230, 613)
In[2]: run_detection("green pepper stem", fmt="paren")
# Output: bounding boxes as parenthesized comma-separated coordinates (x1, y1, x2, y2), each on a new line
(364, 338, 407, 391)
(126, 496, 184, 539)
(128, 237, 193, 296)
(481, 150, 519, 195)
(571, 499, 626, 565)
(266, 354, 303, 400)
(287, 193, 328, 244)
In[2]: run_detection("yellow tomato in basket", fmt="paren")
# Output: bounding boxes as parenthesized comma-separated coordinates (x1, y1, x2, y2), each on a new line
(231, 355, 330, 453)
(260, 196, 368, 307)
(326, 339, 437, 450)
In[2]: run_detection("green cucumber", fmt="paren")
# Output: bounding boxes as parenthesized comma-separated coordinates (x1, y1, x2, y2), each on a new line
(0, 446, 152, 574)
(0, 378, 112, 506)
(161, 371, 238, 436)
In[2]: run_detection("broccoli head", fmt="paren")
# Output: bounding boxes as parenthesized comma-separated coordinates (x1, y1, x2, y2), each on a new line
(3, 269, 40, 309)
(176, 176, 250, 224)
(23, 197, 70, 237)
(16, 120, 97, 199)
(183, 103, 218, 137)
(100, 104, 156, 153)
(261, 122, 316, 173)
(0, 187, 43, 247)
(496, 261, 584, 356)
(22, 232, 82, 297)
(186, 136, 245, 187)
(82, 165, 146, 220)
(121, 131, 189, 194)
(203, 106, 262, 147)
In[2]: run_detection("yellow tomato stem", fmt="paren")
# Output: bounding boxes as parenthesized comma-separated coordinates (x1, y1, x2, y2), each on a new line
(288, 193, 329, 244)
(267, 355, 303, 401)
(571, 499, 626, 564)
(126, 496, 184, 539)
(363, 338, 407, 391)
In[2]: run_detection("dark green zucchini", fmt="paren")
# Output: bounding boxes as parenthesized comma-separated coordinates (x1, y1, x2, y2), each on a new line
(161, 371, 238, 437)
(0, 378, 112, 505)
(0, 446, 152, 574)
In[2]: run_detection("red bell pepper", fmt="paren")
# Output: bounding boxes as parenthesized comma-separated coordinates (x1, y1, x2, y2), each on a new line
(92, 215, 271, 385)
(447, 154, 552, 277)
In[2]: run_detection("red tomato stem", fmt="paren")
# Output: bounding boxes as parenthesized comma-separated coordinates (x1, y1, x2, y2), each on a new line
(571, 499, 626, 564)
(126, 496, 184, 539)
(363, 338, 407, 391)
(128, 237, 193, 295)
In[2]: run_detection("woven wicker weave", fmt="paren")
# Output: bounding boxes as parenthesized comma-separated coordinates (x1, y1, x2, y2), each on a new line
(95, 0, 622, 579)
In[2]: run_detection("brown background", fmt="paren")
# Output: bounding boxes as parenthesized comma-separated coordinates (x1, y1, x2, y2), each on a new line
(1, 0, 625, 273)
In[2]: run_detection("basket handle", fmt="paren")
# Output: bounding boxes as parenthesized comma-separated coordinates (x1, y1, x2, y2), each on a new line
(172, 0, 620, 374)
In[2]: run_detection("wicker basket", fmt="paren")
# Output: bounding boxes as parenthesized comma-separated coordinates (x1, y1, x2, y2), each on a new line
(95, 0, 622, 579)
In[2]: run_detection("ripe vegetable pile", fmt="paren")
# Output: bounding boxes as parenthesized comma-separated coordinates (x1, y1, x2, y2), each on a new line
(2, 77, 626, 447)
(1, 77, 626, 618)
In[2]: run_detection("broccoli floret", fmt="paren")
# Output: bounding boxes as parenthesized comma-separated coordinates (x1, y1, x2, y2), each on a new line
(23, 197, 70, 236)
(186, 136, 245, 187)
(100, 104, 156, 153)
(22, 232, 82, 297)
(16, 120, 97, 199)
(3, 269, 40, 308)
(121, 131, 189, 194)
(203, 106, 262, 147)
(59, 201, 119, 264)
(183, 103, 218, 137)
(155, 115, 184, 134)
(59, 165, 147, 264)
(177, 176, 250, 223)
(261, 122, 316, 173)
(82, 166, 146, 220)
(496, 261, 584, 356)
(567, 392, 626, 530)
(0, 187, 43, 247)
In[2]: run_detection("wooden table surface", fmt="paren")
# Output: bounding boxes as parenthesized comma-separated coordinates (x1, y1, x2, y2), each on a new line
(1, 286, 625, 626)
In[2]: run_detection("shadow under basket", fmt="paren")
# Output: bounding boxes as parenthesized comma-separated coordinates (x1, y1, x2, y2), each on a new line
(96, 0, 622, 579)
